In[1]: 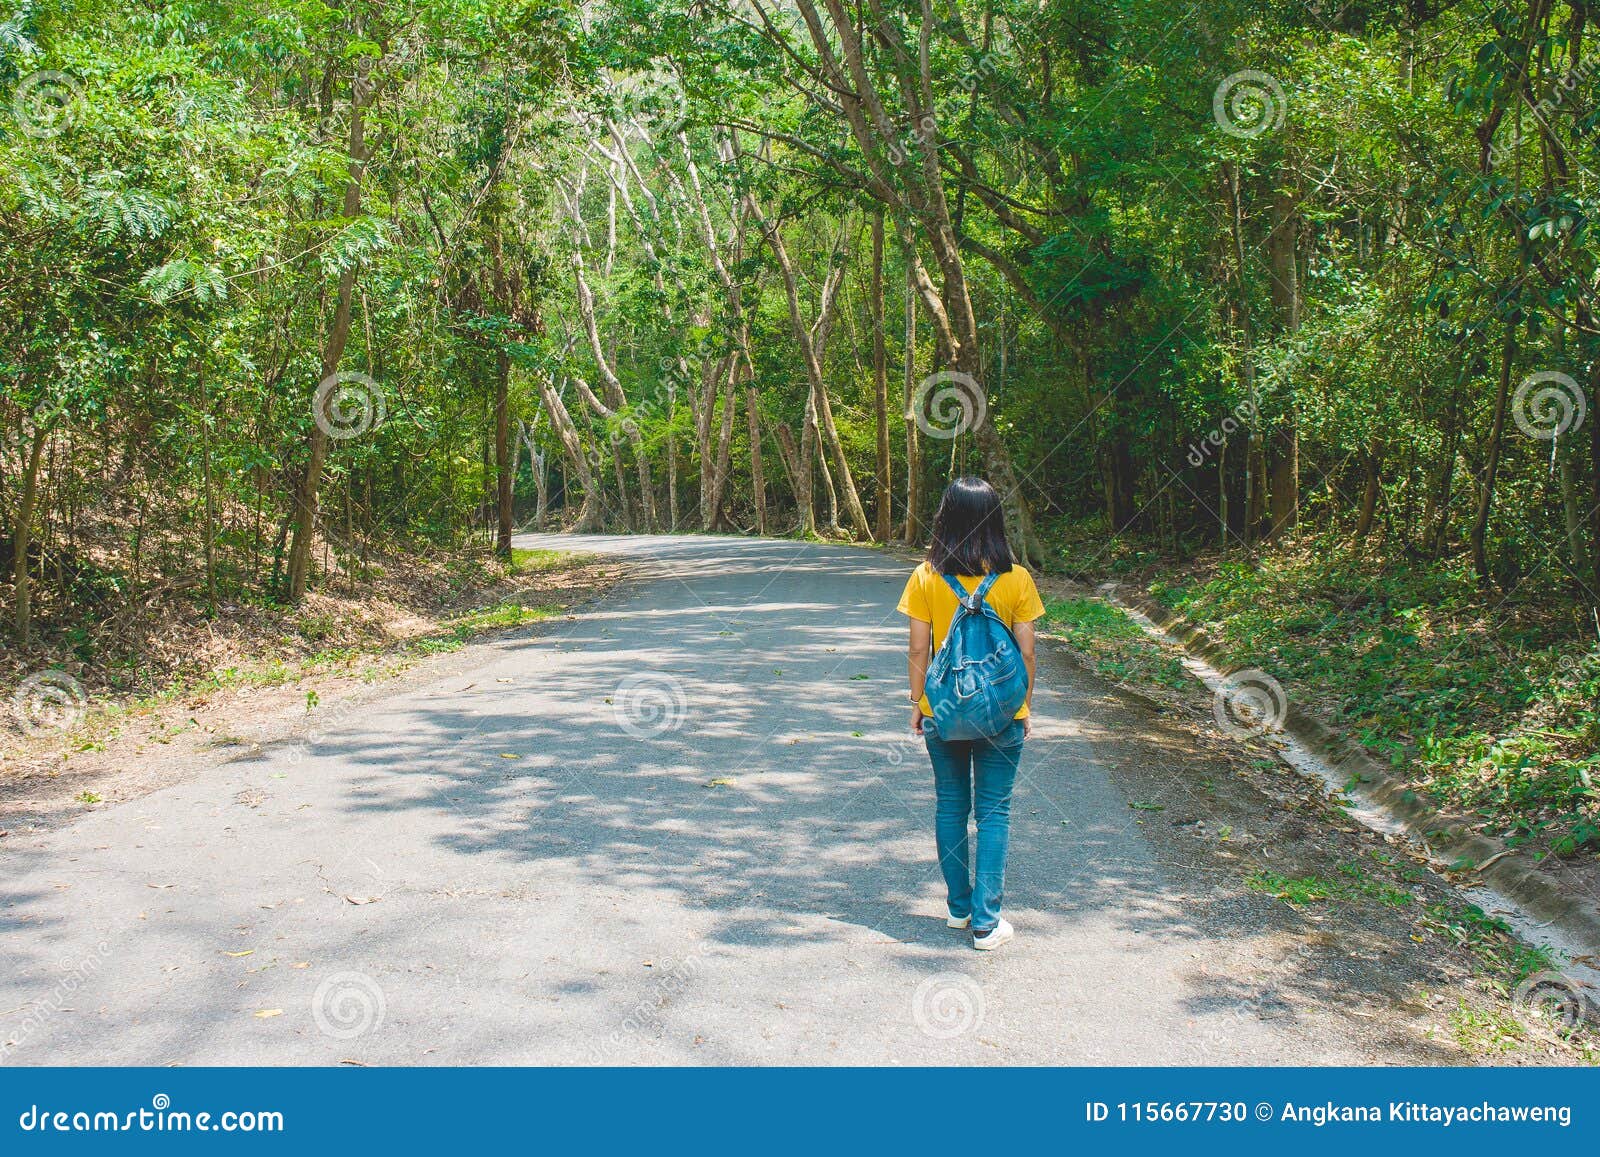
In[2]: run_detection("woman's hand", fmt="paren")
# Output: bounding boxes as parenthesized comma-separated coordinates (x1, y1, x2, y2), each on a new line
(910, 703, 925, 736)
(1022, 715, 1032, 739)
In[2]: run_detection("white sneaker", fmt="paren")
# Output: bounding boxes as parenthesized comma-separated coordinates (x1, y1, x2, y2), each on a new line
(946, 912, 971, 929)
(972, 918, 1014, 950)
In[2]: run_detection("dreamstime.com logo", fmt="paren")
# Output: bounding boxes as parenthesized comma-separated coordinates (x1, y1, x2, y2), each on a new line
(611, 672, 688, 738)
(1512, 371, 1586, 441)
(1211, 668, 1288, 739)
(11, 670, 88, 737)
(16, 1094, 284, 1134)
(11, 70, 84, 138)
(313, 370, 386, 440)
(911, 371, 986, 440)
(912, 972, 985, 1039)
(1212, 70, 1286, 138)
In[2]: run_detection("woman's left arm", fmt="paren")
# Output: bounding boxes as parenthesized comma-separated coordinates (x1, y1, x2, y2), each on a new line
(1014, 620, 1037, 737)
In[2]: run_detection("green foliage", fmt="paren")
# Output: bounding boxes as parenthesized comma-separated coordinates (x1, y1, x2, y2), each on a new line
(1155, 537, 1600, 859)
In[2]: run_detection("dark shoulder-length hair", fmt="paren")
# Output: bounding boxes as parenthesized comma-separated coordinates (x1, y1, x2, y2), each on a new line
(927, 477, 1015, 576)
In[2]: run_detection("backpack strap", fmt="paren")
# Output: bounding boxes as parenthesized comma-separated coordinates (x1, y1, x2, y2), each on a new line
(940, 571, 1003, 613)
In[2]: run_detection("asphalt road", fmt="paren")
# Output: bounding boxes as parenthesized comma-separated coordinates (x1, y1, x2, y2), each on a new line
(0, 533, 1478, 1064)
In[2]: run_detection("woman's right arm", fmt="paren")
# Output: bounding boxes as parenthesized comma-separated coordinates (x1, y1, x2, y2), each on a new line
(908, 618, 932, 734)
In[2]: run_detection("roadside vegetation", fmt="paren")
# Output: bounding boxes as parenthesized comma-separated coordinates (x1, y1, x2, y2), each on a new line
(2, 546, 611, 759)
(1045, 532, 1600, 866)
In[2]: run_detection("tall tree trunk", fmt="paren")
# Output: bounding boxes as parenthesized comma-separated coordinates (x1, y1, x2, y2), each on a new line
(1266, 176, 1301, 536)
(746, 368, 768, 535)
(1222, 162, 1267, 543)
(1559, 433, 1589, 577)
(287, 67, 372, 601)
(817, 424, 842, 535)
(571, 254, 656, 532)
(1104, 434, 1137, 532)
(1425, 369, 1465, 557)
(666, 390, 678, 532)
(1471, 322, 1519, 584)
(695, 351, 736, 530)
(902, 264, 923, 544)
(1578, 304, 1600, 592)
(707, 361, 739, 530)
(533, 375, 604, 531)
(495, 350, 513, 557)
(608, 435, 634, 532)
(199, 363, 217, 614)
(871, 210, 892, 542)
(12, 421, 49, 643)
(518, 418, 550, 531)
(1355, 437, 1384, 542)
(774, 421, 814, 536)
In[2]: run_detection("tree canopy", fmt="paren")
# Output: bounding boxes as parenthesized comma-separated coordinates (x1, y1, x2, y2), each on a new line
(3, 0, 1598, 643)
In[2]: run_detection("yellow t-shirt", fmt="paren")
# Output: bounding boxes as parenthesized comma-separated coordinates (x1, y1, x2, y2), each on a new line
(896, 561, 1046, 719)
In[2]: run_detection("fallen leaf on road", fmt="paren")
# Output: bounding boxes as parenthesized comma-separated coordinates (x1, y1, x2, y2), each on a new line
(253, 1009, 283, 1019)
(290, 962, 310, 969)
(146, 883, 175, 889)
(339, 1059, 368, 1066)
(705, 777, 737, 788)
(499, 753, 521, 759)
(224, 950, 254, 958)
(344, 895, 380, 905)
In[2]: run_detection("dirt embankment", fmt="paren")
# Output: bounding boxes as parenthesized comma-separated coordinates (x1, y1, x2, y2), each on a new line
(1, 547, 626, 836)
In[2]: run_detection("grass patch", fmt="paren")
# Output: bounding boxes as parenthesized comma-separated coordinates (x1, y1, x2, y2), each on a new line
(1246, 870, 1340, 906)
(1040, 597, 1190, 692)
(512, 548, 590, 574)
(1446, 999, 1528, 1055)
(1419, 900, 1557, 982)
(411, 600, 564, 655)
(1247, 859, 1416, 909)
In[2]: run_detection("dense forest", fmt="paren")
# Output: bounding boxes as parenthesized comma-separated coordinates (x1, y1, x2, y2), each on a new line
(2, 0, 1597, 640)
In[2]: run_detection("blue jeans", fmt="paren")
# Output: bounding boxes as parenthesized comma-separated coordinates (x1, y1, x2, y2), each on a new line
(922, 717, 1024, 933)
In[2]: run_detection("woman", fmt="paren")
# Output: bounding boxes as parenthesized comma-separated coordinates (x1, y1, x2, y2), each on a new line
(896, 477, 1043, 950)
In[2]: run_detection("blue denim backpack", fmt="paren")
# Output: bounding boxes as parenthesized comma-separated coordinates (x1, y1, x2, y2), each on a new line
(924, 572, 1029, 740)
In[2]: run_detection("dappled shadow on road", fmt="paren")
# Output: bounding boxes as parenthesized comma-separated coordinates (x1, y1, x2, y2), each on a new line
(0, 535, 1468, 1064)
(297, 535, 1460, 1062)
